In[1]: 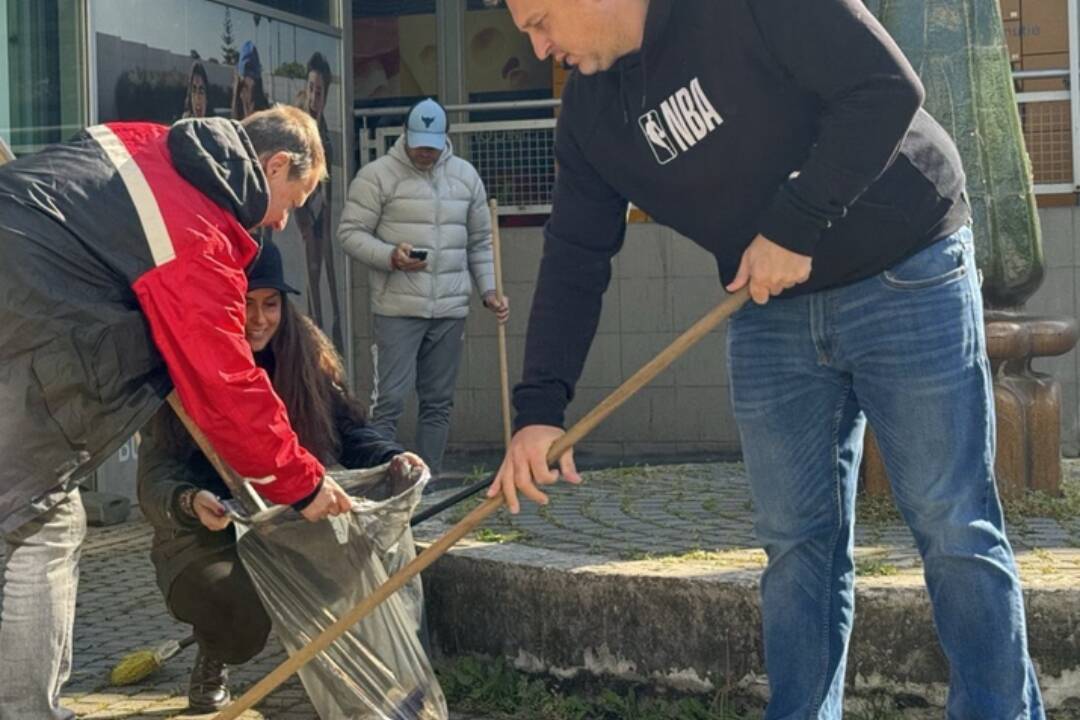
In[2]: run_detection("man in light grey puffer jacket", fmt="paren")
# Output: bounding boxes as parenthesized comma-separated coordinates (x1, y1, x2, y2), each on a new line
(339, 99, 509, 474)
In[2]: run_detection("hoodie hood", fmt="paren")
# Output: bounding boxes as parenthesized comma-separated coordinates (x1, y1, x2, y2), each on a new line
(389, 134, 455, 172)
(610, 0, 675, 122)
(637, 0, 675, 59)
(167, 118, 269, 229)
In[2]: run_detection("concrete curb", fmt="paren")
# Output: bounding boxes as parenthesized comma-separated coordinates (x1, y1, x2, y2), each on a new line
(421, 540, 1080, 711)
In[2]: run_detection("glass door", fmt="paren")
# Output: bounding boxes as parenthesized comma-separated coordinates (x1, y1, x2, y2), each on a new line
(1, 0, 86, 155)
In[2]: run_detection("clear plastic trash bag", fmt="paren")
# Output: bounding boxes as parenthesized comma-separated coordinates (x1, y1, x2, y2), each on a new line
(235, 463, 447, 720)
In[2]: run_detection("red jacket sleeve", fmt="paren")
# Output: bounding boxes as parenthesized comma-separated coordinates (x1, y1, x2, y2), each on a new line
(132, 219, 324, 506)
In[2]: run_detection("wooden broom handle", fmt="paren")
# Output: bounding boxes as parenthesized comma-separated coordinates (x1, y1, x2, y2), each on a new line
(213, 286, 751, 720)
(548, 287, 748, 461)
(489, 199, 513, 449)
(166, 392, 246, 496)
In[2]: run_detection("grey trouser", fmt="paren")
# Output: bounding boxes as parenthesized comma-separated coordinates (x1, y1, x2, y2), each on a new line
(0, 489, 86, 720)
(369, 315, 466, 474)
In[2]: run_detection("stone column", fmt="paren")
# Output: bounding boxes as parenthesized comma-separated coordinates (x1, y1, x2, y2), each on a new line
(861, 0, 1078, 498)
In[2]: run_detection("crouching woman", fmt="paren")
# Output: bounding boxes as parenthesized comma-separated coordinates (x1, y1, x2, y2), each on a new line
(137, 240, 423, 713)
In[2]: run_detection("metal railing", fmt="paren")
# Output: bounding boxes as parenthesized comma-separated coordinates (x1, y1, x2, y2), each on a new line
(355, 53, 1080, 214)
(1015, 67, 1078, 194)
(1013, 0, 1080, 194)
(356, 100, 558, 215)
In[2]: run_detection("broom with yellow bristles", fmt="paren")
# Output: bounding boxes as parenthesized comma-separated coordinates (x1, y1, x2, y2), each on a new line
(109, 633, 196, 685)
(110, 392, 244, 687)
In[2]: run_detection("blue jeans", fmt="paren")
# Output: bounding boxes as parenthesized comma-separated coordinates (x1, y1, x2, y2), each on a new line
(0, 488, 85, 720)
(727, 228, 1044, 720)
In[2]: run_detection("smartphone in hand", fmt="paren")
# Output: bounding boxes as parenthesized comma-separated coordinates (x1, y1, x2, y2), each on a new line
(408, 249, 429, 261)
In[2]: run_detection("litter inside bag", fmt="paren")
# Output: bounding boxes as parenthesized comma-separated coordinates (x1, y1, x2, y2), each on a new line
(236, 463, 447, 720)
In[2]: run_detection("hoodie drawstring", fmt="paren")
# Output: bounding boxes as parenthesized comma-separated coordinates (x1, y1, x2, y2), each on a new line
(617, 50, 649, 126)
(640, 52, 649, 111)
(619, 63, 630, 125)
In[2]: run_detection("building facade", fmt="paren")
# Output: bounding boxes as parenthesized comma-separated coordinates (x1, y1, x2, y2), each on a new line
(2, 1, 1080, 501)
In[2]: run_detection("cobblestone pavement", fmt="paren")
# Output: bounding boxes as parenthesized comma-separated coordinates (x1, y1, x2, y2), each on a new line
(61, 521, 316, 720)
(0, 460, 1076, 718)
(420, 460, 1080, 586)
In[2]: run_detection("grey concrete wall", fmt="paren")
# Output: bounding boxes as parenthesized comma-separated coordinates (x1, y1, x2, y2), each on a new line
(1027, 207, 1080, 456)
(349, 207, 1080, 459)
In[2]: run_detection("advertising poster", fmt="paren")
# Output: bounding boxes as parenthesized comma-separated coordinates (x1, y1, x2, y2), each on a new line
(92, 0, 347, 352)
(90, 1, 347, 498)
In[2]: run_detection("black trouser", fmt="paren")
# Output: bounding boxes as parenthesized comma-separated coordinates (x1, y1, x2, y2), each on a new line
(167, 548, 272, 665)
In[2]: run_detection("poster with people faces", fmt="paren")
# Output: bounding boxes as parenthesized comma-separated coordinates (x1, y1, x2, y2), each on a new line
(352, 4, 550, 105)
(91, 0, 347, 353)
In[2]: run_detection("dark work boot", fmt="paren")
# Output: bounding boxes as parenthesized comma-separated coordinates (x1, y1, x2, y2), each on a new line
(187, 648, 230, 713)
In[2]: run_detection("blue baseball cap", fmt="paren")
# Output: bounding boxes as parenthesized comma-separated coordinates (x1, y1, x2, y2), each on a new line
(406, 98, 448, 151)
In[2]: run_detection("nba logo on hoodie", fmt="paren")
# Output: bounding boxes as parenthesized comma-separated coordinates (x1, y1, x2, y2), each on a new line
(639, 77, 723, 166)
(639, 111, 679, 165)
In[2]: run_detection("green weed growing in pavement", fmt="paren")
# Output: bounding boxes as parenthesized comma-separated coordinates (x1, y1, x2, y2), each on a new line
(435, 655, 761, 720)
(595, 464, 661, 483)
(1003, 471, 1080, 524)
(858, 469, 1080, 530)
(436, 655, 576, 718)
(464, 464, 493, 483)
(449, 464, 1080, 554)
(854, 556, 900, 577)
(475, 528, 531, 544)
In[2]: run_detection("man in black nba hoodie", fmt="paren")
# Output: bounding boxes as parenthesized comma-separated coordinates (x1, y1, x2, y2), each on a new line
(490, 0, 1045, 717)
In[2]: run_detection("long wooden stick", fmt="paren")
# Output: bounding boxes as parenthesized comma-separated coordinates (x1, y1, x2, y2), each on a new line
(489, 198, 513, 449)
(213, 286, 750, 720)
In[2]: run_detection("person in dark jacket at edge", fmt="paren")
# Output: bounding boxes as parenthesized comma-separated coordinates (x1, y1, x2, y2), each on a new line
(0, 105, 354, 720)
(489, 1, 1045, 718)
(137, 239, 426, 713)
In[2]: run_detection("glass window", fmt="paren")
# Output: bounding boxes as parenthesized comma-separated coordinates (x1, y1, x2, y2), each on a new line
(352, 0, 437, 118)
(0, 0, 85, 155)
(91, 0, 349, 350)
(92, 1, 342, 123)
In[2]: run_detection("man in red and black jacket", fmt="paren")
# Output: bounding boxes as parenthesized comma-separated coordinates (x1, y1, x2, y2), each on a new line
(0, 105, 351, 720)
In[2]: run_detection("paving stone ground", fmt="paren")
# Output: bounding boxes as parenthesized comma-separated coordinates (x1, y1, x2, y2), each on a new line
(1, 460, 1077, 718)
(420, 460, 1080, 587)
(58, 521, 318, 720)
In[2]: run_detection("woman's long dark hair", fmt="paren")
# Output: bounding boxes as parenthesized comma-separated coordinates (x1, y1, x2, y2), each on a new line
(267, 297, 365, 462)
(151, 297, 365, 465)
(231, 73, 270, 121)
